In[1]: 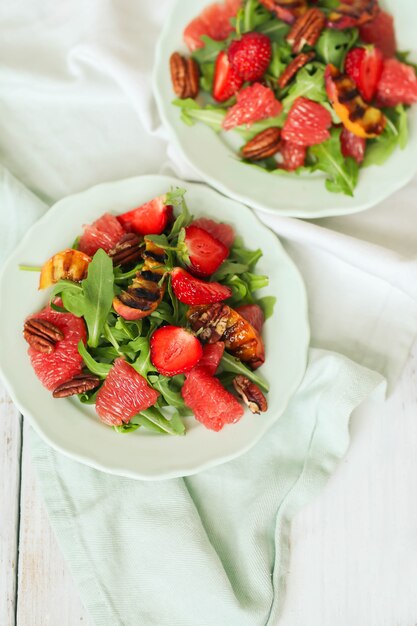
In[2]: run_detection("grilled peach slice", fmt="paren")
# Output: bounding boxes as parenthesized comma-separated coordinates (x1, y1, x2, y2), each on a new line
(113, 238, 166, 321)
(187, 303, 265, 370)
(325, 64, 385, 139)
(39, 249, 91, 289)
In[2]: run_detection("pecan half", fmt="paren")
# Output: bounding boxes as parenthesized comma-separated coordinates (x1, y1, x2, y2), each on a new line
(233, 375, 268, 414)
(52, 373, 100, 398)
(187, 303, 230, 343)
(241, 127, 282, 161)
(278, 51, 315, 89)
(23, 319, 64, 354)
(170, 52, 200, 99)
(287, 8, 326, 54)
(109, 233, 143, 267)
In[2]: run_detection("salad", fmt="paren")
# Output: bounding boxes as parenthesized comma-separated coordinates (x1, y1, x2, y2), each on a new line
(22, 189, 275, 436)
(169, 0, 417, 196)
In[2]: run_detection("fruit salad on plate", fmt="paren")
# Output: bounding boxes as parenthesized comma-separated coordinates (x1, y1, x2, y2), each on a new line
(169, 0, 417, 196)
(22, 189, 275, 436)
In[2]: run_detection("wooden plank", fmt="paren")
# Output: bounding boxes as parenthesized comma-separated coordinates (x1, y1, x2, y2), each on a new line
(16, 420, 88, 626)
(279, 340, 417, 626)
(0, 381, 22, 626)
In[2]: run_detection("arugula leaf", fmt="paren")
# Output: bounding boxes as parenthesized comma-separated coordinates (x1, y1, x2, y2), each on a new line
(230, 238, 263, 269)
(256, 17, 290, 42)
(148, 374, 185, 408)
(212, 260, 249, 280)
(192, 36, 227, 64)
(134, 407, 185, 436)
(235, 0, 271, 34)
(315, 28, 358, 68)
(200, 62, 215, 92)
(172, 99, 226, 131)
(51, 250, 114, 347)
(267, 40, 293, 80)
(317, 0, 340, 7)
(282, 63, 327, 111)
(168, 189, 193, 239)
(309, 128, 359, 196)
(257, 295, 276, 320)
(220, 352, 269, 392)
(78, 341, 112, 377)
(114, 423, 141, 434)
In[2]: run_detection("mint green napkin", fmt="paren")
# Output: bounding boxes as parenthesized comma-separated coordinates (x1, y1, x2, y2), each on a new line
(29, 350, 382, 626)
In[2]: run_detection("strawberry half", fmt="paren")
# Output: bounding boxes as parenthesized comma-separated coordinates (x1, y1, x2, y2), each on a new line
(117, 195, 173, 236)
(150, 325, 203, 377)
(171, 267, 232, 305)
(179, 225, 229, 277)
(345, 46, 383, 102)
(212, 50, 244, 102)
(228, 32, 272, 82)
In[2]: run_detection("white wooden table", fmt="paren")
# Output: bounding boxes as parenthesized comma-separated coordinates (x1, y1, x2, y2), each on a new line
(2, 342, 417, 626)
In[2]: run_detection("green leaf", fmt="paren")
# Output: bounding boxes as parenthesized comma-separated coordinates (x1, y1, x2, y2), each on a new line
(172, 99, 226, 132)
(149, 375, 185, 408)
(134, 407, 185, 436)
(256, 17, 290, 42)
(309, 128, 359, 196)
(81, 250, 115, 347)
(212, 260, 249, 280)
(257, 295, 276, 320)
(168, 189, 193, 239)
(192, 36, 227, 64)
(78, 341, 112, 377)
(130, 338, 155, 378)
(236, 0, 271, 34)
(267, 40, 293, 80)
(315, 28, 358, 68)
(282, 63, 327, 112)
(220, 352, 269, 392)
(230, 238, 263, 269)
(242, 271, 269, 292)
(113, 423, 141, 434)
(233, 114, 285, 141)
(200, 62, 215, 92)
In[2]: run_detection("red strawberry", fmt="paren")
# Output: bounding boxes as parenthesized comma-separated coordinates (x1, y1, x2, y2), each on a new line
(345, 46, 383, 102)
(181, 366, 244, 431)
(212, 51, 244, 103)
(228, 32, 272, 82)
(95, 358, 159, 426)
(171, 267, 232, 305)
(192, 342, 225, 376)
(376, 58, 417, 107)
(359, 10, 397, 59)
(279, 140, 307, 171)
(150, 326, 203, 377)
(191, 218, 235, 248)
(180, 225, 229, 277)
(235, 304, 264, 333)
(340, 128, 366, 164)
(222, 83, 282, 130)
(281, 97, 331, 146)
(117, 195, 173, 236)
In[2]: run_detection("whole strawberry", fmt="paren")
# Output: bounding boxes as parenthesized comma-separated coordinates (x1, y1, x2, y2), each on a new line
(228, 32, 272, 82)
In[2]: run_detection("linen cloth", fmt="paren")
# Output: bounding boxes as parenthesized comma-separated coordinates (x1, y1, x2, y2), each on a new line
(1, 0, 417, 624)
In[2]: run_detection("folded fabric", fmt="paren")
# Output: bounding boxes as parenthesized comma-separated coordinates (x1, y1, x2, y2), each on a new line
(29, 350, 383, 626)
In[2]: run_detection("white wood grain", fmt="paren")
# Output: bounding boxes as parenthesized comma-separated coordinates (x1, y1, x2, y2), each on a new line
(0, 381, 21, 626)
(15, 420, 87, 626)
(279, 341, 417, 626)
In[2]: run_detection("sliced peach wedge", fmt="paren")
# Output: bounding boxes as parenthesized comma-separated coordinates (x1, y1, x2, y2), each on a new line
(39, 249, 91, 289)
(325, 64, 386, 139)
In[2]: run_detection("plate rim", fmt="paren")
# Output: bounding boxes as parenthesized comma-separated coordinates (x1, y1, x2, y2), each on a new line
(152, 0, 417, 219)
(0, 174, 310, 479)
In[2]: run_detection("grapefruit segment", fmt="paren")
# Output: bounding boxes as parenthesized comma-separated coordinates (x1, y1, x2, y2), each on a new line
(222, 83, 282, 131)
(79, 213, 125, 257)
(26, 304, 87, 391)
(181, 366, 244, 431)
(95, 358, 159, 426)
(195, 342, 225, 376)
(191, 218, 235, 248)
(183, 0, 242, 52)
